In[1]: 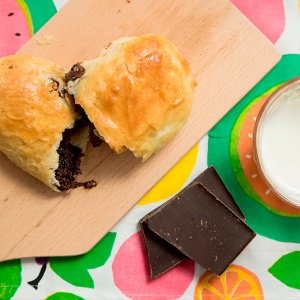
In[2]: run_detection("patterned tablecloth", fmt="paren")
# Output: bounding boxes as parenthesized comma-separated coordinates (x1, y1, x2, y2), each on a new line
(1, 0, 300, 299)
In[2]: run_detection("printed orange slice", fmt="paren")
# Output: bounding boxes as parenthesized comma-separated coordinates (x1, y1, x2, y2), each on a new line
(194, 264, 264, 300)
(238, 96, 300, 215)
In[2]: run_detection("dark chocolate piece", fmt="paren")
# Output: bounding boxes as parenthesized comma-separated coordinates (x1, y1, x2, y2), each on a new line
(65, 63, 85, 82)
(147, 183, 256, 276)
(140, 214, 186, 278)
(140, 166, 246, 278)
(192, 166, 245, 220)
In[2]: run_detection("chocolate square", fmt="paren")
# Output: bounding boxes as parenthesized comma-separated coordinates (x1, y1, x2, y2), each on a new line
(140, 216, 186, 278)
(147, 183, 256, 276)
(140, 167, 254, 278)
(189, 166, 245, 220)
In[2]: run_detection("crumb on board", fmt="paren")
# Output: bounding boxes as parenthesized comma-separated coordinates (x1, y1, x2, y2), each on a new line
(37, 35, 54, 45)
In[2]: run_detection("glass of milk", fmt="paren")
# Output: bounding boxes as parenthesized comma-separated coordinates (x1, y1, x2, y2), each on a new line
(253, 76, 300, 208)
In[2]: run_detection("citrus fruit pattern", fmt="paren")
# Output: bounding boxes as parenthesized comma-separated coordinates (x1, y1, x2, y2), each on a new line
(0, 2, 299, 300)
(208, 54, 300, 243)
(138, 142, 198, 205)
(194, 264, 264, 300)
(230, 86, 300, 217)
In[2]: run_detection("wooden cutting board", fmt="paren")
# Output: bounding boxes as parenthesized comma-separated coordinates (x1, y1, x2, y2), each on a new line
(0, 0, 281, 261)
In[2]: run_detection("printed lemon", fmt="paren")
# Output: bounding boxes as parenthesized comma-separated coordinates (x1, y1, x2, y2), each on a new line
(138, 142, 198, 205)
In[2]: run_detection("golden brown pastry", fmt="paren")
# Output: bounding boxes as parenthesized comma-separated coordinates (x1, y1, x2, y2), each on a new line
(0, 55, 90, 192)
(66, 34, 197, 161)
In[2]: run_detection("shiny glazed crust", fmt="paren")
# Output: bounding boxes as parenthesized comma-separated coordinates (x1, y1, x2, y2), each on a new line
(0, 55, 82, 191)
(68, 34, 197, 161)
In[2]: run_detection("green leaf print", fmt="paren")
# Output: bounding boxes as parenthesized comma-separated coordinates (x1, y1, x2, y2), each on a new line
(45, 292, 84, 300)
(268, 251, 300, 290)
(50, 232, 116, 288)
(0, 259, 22, 300)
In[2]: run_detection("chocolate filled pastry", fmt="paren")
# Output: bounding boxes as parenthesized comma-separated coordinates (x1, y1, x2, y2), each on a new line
(65, 34, 197, 161)
(0, 55, 90, 192)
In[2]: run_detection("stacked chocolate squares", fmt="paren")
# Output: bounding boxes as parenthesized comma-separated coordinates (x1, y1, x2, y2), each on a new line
(140, 166, 256, 279)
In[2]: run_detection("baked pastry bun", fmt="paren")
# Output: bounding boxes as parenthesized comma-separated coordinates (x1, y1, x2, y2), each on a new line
(66, 34, 197, 161)
(0, 55, 90, 192)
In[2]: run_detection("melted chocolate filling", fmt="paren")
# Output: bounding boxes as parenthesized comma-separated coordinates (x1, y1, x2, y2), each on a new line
(55, 117, 99, 191)
(74, 103, 87, 117)
(77, 180, 97, 189)
(55, 65, 101, 191)
(53, 78, 99, 191)
(89, 123, 103, 147)
(55, 119, 87, 191)
(65, 63, 85, 82)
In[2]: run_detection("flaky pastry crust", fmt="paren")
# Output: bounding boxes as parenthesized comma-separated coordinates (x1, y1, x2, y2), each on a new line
(67, 34, 197, 161)
(0, 55, 83, 191)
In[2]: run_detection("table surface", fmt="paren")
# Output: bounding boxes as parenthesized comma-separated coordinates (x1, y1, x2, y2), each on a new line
(1, 0, 300, 299)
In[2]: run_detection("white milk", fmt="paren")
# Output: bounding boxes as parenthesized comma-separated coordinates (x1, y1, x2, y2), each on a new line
(261, 98, 300, 195)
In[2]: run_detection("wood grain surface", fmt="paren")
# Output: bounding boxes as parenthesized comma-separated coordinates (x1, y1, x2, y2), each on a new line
(0, 0, 281, 261)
